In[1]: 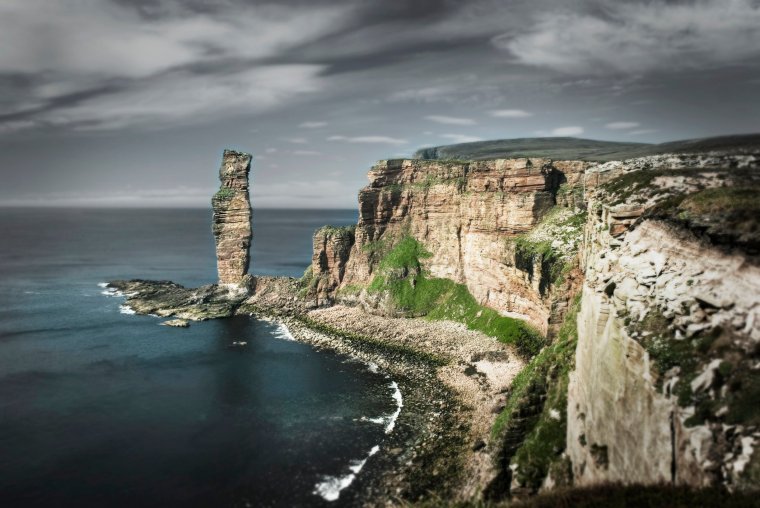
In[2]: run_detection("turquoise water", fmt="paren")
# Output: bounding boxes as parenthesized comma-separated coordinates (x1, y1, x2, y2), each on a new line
(0, 208, 396, 507)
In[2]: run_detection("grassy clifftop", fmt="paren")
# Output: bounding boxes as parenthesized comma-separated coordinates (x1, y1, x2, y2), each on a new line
(414, 134, 760, 162)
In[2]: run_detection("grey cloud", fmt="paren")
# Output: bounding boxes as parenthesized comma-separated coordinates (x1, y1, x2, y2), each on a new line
(0, 0, 348, 131)
(440, 134, 483, 143)
(0, 0, 757, 208)
(606, 121, 641, 130)
(426, 115, 477, 126)
(495, 0, 760, 75)
(328, 135, 408, 145)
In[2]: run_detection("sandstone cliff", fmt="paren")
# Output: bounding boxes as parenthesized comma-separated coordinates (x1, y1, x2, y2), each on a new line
(310, 158, 590, 336)
(308, 151, 760, 497)
(212, 149, 253, 286)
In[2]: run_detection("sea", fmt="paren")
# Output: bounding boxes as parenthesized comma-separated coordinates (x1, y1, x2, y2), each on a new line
(0, 208, 399, 507)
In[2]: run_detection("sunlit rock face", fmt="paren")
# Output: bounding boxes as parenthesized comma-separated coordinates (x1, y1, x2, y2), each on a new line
(311, 158, 590, 333)
(566, 158, 760, 492)
(212, 149, 252, 286)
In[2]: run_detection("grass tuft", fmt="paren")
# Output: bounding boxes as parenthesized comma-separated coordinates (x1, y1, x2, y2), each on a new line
(368, 236, 544, 358)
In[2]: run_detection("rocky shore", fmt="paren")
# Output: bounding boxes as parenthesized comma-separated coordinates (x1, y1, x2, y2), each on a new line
(106, 277, 523, 504)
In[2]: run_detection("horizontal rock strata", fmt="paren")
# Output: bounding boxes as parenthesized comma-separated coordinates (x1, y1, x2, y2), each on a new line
(212, 149, 252, 286)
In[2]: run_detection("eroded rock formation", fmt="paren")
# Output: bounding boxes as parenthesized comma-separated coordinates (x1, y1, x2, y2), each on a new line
(566, 162, 760, 491)
(311, 158, 590, 333)
(309, 152, 760, 496)
(212, 149, 252, 286)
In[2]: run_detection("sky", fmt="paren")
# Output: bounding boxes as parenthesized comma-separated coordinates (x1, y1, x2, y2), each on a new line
(0, 0, 759, 208)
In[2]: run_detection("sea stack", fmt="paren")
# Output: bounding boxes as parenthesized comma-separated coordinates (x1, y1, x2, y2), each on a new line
(212, 149, 252, 286)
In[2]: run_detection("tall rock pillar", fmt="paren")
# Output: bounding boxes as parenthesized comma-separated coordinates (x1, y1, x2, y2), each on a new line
(212, 149, 252, 286)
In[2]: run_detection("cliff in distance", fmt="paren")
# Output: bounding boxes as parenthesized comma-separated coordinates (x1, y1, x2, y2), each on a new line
(307, 143, 760, 498)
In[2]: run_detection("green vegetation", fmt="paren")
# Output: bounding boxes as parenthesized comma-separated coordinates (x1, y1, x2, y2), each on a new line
(680, 187, 760, 216)
(510, 208, 587, 293)
(513, 237, 562, 293)
(406, 484, 758, 508)
(649, 183, 760, 255)
(413, 133, 760, 162)
(509, 483, 759, 508)
(634, 308, 760, 428)
(378, 175, 467, 195)
(213, 187, 235, 200)
(506, 295, 581, 490)
(316, 224, 356, 237)
(488, 296, 581, 492)
(367, 236, 544, 358)
(336, 283, 363, 297)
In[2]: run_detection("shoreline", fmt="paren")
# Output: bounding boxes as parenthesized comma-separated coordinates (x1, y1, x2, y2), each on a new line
(253, 305, 525, 504)
(266, 313, 470, 505)
(106, 278, 526, 504)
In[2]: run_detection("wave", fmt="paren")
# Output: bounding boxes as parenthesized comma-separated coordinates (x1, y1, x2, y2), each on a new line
(385, 381, 403, 434)
(359, 381, 404, 434)
(272, 322, 297, 341)
(313, 445, 380, 502)
(119, 305, 136, 315)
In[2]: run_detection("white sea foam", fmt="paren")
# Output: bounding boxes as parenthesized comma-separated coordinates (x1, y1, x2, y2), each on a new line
(358, 381, 404, 433)
(313, 445, 380, 502)
(119, 305, 136, 315)
(100, 285, 123, 297)
(367, 362, 379, 373)
(360, 416, 386, 425)
(272, 322, 297, 341)
(385, 381, 403, 434)
(97, 282, 108, 288)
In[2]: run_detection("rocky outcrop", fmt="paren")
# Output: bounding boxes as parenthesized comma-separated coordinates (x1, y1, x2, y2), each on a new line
(566, 162, 760, 492)
(106, 279, 250, 320)
(311, 226, 355, 305)
(212, 149, 253, 286)
(311, 158, 590, 333)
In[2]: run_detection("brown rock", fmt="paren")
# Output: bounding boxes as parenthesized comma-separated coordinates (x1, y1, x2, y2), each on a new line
(311, 157, 592, 333)
(212, 149, 252, 286)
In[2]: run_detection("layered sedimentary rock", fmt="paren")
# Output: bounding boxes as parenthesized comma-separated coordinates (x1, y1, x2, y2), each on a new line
(310, 152, 760, 495)
(565, 162, 760, 491)
(311, 158, 589, 333)
(212, 150, 253, 286)
(311, 226, 355, 305)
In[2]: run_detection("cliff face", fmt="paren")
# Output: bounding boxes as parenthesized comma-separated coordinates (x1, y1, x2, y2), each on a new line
(212, 149, 252, 286)
(566, 161, 760, 491)
(312, 158, 590, 334)
(310, 152, 760, 496)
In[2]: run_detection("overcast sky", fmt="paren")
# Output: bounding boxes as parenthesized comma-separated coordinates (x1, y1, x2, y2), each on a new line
(1, 0, 759, 208)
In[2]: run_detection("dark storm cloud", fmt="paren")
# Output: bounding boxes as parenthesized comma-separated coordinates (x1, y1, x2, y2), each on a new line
(0, 0, 758, 206)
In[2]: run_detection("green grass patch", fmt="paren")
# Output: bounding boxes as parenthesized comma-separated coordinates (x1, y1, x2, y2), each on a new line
(680, 187, 760, 216)
(297, 265, 319, 297)
(491, 296, 580, 491)
(367, 236, 544, 358)
(213, 187, 235, 201)
(509, 208, 587, 293)
(315, 224, 356, 238)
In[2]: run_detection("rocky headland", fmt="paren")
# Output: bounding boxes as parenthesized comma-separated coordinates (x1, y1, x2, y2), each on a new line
(109, 141, 760, 505)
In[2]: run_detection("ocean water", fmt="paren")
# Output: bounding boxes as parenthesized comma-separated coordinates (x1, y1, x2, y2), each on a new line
(0, 208, 398, 507)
